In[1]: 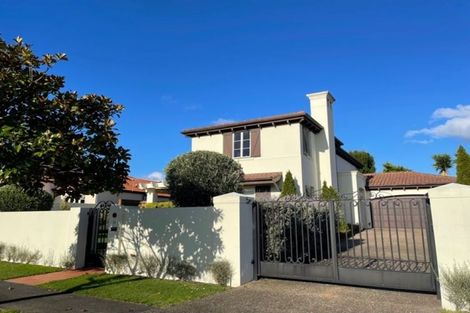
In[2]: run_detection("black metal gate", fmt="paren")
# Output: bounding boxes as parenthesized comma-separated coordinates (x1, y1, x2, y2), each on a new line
(254, 195, 438, 292)
(85, 201, 112, 267)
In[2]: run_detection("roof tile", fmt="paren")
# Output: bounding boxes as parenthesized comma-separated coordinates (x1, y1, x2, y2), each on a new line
(366, 172, 456, 189)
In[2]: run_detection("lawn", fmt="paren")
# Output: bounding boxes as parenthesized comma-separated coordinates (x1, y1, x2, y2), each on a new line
(42, 273, 227, 308)
(0, 261, 60, 280)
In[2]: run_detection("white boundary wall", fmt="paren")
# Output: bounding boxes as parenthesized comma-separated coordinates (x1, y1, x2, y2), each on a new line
(428, 183, 470, 311)
(107, 193, 254, 287)
(0, 207, 89, 268)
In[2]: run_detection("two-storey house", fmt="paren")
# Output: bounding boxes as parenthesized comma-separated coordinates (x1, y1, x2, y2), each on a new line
(182, 91, 366, 203)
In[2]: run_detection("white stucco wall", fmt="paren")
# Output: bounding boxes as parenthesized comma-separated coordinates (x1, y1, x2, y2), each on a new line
(337, 170, 370, 227)
(336, 155, 357, 172)
(191, 124, 304, 195)
(107, 193, 254, 287)
(308, 92, 337, 188)
(0, 207, 89, 267)
(428, 183, 470, 311)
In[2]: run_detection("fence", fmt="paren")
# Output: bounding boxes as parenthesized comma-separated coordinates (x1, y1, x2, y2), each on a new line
(106, 192, 254, 287)
(0, 207, 89, 267)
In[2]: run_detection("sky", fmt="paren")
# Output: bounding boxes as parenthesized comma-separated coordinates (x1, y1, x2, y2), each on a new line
(1, 0, 469, 179)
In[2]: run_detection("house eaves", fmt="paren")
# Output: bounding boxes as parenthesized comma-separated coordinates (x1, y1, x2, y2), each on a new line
(181, 111, 323, 137)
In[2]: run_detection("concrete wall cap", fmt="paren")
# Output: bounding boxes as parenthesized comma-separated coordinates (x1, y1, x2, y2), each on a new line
(213, 192, 254, 203)
(428, 183, 470, 196)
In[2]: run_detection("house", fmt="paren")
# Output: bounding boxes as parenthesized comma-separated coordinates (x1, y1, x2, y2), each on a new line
(182, 91, 365, 201)
(366, 171, 456, 197)
(52, 177, 170, 209)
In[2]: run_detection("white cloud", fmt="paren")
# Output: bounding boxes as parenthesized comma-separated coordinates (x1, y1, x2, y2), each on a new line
(405, 139, 434, 145)
(147, 171, 164, 182)
(405, 104, 470, 140)
(213, 118, 236, 125)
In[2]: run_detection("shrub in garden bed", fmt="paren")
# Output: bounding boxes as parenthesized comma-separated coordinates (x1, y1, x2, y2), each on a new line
(210, 260, 233, 286)
(441, 262, 470, 312)
(142, 201, 174, 209)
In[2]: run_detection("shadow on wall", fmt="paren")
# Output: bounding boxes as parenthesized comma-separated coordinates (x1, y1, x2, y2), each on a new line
(112, 206, 224, 279)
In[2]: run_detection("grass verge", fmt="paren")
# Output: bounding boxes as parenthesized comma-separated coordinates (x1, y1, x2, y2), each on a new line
(0, 261, 60, 280)
(42, 273, 227, 308)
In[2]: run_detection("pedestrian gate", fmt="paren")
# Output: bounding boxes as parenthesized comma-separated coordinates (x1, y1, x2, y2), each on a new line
(254, 195, 438, 292)
(84, 201, 113, 267)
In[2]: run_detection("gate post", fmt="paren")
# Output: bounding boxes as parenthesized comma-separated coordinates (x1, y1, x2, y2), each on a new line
(328, 201, 339, 281)
(252, 201, 260, 280)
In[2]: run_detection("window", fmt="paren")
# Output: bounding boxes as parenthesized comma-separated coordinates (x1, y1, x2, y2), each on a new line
(255, 185, 271, 193)
(302, 127, 311, 156)
(233, 130, 251, 157)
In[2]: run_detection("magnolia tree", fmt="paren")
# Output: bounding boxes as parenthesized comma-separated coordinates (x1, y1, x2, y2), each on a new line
(165, 151, 243, 206)
(0, 36, 130, 199)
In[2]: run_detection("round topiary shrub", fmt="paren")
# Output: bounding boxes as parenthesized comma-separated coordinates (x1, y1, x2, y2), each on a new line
(165, 151, 243, 206)
(0, 185, 53, 211)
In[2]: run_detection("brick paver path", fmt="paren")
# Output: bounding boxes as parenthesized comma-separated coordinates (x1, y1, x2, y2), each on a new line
(6, 268, 104, 286)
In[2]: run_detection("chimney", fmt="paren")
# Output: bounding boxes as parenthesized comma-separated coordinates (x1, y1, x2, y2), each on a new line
(306, 91, 338, 189)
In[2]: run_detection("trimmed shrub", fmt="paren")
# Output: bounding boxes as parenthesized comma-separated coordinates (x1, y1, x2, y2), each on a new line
(320, 182, 349, 233)
(143, 201, 174, 209)
(165, 151, 243, 206)
(441, 262, 470, 311)
(456, 145, 470, 185)
(105, 254, 129, 274)
(210, 260, 233, 286)
(280, 170, 297, 197)
(167, 258, 197, 281)
(0, 185, 53, 211)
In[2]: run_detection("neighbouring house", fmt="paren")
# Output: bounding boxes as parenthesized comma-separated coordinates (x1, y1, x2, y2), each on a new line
(366, 171, 456, 197)
(51, 177, 170, 209)
(182, 90, 365, 202)
(365, 172, 456, 229)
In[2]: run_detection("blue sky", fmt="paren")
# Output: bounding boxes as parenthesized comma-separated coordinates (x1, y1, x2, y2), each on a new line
(1, 0, 469, 179)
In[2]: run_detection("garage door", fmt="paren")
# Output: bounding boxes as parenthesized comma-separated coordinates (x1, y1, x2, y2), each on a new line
(371, 195, 427, 229)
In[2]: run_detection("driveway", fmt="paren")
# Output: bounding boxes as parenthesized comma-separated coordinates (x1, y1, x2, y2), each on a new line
(0, 279, 441, 313)
(0, 281, 151, 313)
(161, 279, 441, 313)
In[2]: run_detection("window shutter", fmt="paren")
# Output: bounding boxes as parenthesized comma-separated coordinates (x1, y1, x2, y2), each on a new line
(223, 132, 233, 157)
(251, 128, 261, 157)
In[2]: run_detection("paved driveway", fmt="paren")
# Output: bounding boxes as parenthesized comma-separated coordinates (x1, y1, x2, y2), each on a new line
(0, 281, 151, 313)
(1, 279, 441, 313)
(161, 279, 441, 313)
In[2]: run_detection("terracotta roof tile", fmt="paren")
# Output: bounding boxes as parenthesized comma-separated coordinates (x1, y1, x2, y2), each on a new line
(123, 177, 156, 193)
(366, 172, 456, 190)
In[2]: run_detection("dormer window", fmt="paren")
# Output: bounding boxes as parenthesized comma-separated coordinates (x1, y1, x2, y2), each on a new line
(234, 130, 251, 157)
